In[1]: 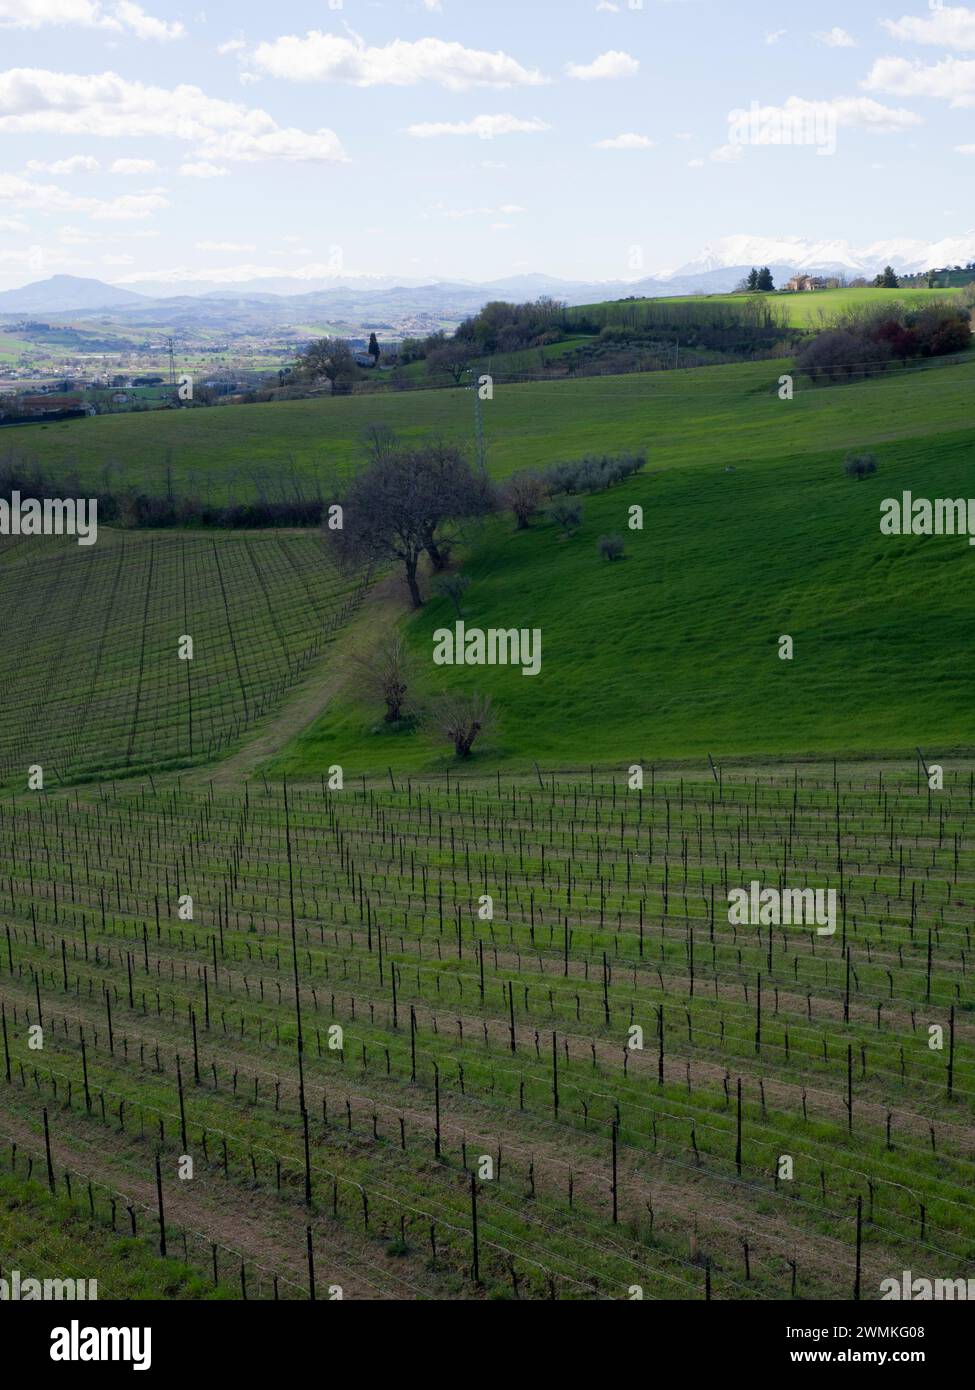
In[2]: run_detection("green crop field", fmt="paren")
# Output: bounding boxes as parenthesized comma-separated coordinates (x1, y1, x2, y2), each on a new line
(1, 766, 971, 1302)
(0, 529, 364, 787)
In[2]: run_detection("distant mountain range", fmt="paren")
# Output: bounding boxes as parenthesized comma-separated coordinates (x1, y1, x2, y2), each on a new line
(1, 233, 973, 325)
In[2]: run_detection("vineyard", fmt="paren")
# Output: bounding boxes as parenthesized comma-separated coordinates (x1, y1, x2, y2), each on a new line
(1, 762, 971, 1300)
(0, 530, 365, 789)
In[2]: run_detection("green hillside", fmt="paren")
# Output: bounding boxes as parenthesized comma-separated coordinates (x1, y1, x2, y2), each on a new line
(6, 351, 975, 501)
(271, 394, 975, 775)
(574, 286, 964, 329)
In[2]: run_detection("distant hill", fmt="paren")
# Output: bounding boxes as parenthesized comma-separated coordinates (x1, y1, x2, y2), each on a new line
(0, 275, 151, 314)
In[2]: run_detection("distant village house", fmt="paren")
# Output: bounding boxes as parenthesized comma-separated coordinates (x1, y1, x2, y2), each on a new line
(786, 274, 830, 293)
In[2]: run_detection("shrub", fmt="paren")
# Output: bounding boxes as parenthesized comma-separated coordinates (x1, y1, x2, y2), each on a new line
(542, 452, 646, 496)
(597, 533, 625, 561)
(503, 472, 547, 528)
(844, 451, 877, 481)
(548, 501, 583, 538)
(434, 572, 471, 616)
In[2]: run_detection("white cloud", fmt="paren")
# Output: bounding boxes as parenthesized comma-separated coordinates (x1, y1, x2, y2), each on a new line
(110, 156, 157, 173)
(26, 153, 100, 172)
(0, 69, 348, 162)
(566, 50, 639, 80)
(0, 215, 29, 230)
(247, 32, 545, 89)
(732, 94, 922, 135)
(422, 0, 442, 10)
(179, 160, 227, 177)
(863, 55, 975, 106)
(882, 7, 975, 51)
(101, 251, 134, 264)
(596, 2, 620, 11)
(813, 27, 856, 48)
(0, 171, 168, 218)
(117, 260, 364, 284)
(765, 29, 786, 45)
(407, 113, 550, 138)
(710, 143, 743, 162)
(112, 1, 182, 39)
(432, 201, 526, 219)
(687, 158, 704, 167)
(0, 0, 183, 39)
(593, 132, 655, 149)
(196, 239, 257, 251)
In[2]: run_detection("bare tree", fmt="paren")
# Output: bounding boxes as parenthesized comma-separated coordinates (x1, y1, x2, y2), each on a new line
(361, 422, 398, 464)
(426, 690, 495, 758)
(354, 633, 415, 722)
(434, 572, 471, 616)
(503, 472, 547, 529)
(427, 341, 473, 385)
(295, 337, 358, 394)
(327, 443, 493, 608)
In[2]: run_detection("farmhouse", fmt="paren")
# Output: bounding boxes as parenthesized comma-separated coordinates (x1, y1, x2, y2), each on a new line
(786, 274, 829, 292)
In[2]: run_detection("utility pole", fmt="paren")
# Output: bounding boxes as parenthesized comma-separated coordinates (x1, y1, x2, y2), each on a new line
(467, 367, 486, 474)
(166, 335, 179, 404)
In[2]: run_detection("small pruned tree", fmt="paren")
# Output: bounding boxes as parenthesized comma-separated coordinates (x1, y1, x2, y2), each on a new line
(503, 472, 547, 529)
(361, 422, 398, 464)
(548, 500, 583, 538)
(355, 633, 416, 723)
(843, 451, 877, 481)
(597, 533, 625, 561)
(434, 572, 471, 616)
(426, 690, 495, 759)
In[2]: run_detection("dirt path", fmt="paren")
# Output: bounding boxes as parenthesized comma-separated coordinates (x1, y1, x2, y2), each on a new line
(196, 571, 409, 790)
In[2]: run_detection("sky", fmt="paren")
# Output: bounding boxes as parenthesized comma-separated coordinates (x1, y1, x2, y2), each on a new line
(1, 0, 975, 291)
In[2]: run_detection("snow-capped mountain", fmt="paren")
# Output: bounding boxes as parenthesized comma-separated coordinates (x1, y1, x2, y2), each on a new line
(657, 234, 975, 281)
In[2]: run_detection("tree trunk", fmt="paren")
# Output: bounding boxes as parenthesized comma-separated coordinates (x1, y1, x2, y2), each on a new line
(405, 556, 423, 608)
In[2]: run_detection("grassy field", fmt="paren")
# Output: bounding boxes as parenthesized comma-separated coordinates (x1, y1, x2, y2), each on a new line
(0, 766, 970, 1300)
(4, 351, 975, 500)
(273, 419, 975, 777)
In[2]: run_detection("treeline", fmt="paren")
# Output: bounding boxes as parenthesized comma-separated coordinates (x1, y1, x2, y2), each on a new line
(797, 300, 972, 382)
(563, 296, 791, 337)
(0, 460, 323, 529)
(453, 297, 566, 354)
